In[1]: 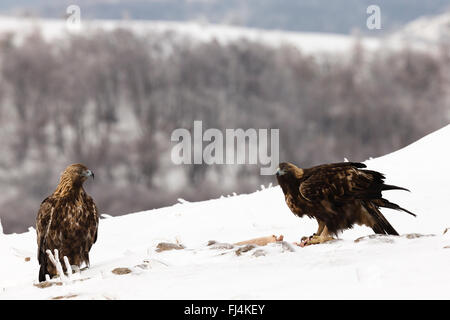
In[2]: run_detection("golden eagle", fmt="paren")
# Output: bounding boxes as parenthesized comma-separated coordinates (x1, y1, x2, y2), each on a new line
(275, 162, 415, 246)
(36, 164, 98, 282)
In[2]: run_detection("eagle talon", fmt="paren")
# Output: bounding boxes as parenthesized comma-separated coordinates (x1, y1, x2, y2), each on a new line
(306, 234, 335, 246)
(302, 238, 314, 247)
(300, 234, 315, 241)
(297, 234, 335, 247)
(294, 234, 317, 247)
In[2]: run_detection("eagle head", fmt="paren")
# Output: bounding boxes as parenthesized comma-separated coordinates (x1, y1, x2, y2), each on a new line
(276, 162, 304, 178)
(61, 163, 94, 185)
(54, 164, 94, 196)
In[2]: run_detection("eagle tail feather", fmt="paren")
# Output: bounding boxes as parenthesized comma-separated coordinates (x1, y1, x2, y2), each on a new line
(377, 198, 416, 217)
(382, 184, 410, 192)
(38, 248, 48, 282)
(364, 202, 399, 236)
(373, 218, 399, 236)
(38, 261, 47, 282)
(372, 223, 398, 236)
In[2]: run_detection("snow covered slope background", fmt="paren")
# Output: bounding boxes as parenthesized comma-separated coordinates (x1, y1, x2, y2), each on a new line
(3, 12, 449, 55)
(1, 125, 450, 300)
(0, 15, 381, 54)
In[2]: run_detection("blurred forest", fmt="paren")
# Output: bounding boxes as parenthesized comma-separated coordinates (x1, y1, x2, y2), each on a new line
(0, 28, 449, 233)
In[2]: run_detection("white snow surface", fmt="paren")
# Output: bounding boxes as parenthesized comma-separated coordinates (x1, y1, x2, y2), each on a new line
(1, 125, 450, 299)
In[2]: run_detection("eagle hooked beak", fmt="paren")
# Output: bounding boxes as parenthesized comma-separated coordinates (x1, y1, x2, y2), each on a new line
(276, 167, 286, 176)
(82, 169, 95, 180)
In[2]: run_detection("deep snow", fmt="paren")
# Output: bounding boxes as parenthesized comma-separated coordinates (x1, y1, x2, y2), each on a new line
(1, 125, 450, 299)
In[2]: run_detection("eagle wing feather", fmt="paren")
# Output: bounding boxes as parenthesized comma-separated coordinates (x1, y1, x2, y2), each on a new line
(36, 197, 55, 262)
(299, 163, 380, 203)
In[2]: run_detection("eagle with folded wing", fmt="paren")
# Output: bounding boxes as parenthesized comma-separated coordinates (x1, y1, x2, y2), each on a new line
(275, 162, 415, 246)
(36, 164, 98, 282)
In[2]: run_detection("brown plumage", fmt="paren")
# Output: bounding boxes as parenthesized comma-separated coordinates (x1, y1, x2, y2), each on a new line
(275, 162, 415, 245)
(36, 164, 99, 282)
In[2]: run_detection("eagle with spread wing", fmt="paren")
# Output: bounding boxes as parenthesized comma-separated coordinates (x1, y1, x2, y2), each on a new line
(275, 162, 415, 246)
(36, 164, 98, 282)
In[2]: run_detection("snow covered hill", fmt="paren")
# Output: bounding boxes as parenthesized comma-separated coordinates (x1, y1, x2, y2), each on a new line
(389, 11, 450, 47)
(0, 15, 380, 54)
(3, 13, 448, 56)
(1, 124, 450, 299)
